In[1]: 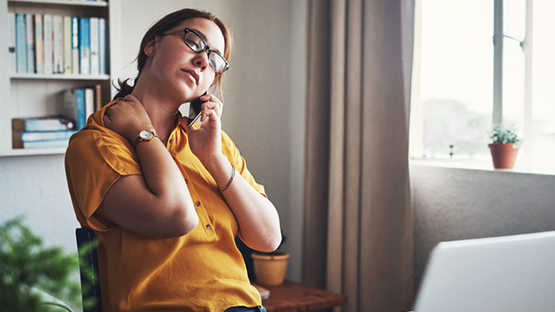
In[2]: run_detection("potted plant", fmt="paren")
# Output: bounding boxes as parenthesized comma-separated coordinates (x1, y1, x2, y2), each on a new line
(488, 124, 521, 169)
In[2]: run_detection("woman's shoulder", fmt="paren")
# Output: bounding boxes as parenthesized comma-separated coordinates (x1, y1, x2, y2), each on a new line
(66, 103, 141, 176)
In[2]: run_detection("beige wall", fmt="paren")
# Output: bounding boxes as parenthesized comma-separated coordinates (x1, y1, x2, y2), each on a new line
(412, 164, 555, 291)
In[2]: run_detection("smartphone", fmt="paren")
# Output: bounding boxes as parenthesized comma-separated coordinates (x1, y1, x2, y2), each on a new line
(187, 91, 207, 126)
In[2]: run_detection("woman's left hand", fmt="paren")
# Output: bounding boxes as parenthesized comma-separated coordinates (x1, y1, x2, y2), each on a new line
(187, 93, 224, 162)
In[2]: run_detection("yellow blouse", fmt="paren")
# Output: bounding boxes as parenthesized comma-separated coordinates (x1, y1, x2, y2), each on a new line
(65, 100, 263, 311)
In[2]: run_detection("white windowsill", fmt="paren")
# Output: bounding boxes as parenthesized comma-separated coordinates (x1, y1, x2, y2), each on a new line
(410, 157, 555, 177)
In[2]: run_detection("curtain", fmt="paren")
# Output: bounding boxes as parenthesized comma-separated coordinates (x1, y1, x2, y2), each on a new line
(302, 0, 415, 311)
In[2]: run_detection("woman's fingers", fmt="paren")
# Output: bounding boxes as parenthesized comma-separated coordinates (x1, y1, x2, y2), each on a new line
(199, 94, 223, 118)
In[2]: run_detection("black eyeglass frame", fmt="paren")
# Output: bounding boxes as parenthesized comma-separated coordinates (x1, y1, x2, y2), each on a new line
(179, 27, 229, 74)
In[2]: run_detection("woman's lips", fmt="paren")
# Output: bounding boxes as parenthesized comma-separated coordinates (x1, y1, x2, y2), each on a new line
(181, 69, 199, 85)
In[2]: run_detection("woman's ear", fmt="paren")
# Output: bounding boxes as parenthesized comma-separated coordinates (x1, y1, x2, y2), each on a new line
(144, 39, 156, 57)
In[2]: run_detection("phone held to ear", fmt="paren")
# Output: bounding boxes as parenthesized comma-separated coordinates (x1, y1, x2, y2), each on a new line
(187, 91, 207, 126)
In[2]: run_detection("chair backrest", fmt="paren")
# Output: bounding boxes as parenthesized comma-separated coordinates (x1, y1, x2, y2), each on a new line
(75, 228, 102, 312)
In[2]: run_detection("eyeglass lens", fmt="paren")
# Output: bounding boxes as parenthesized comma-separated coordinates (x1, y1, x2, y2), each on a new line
(184, 30, 228, 73)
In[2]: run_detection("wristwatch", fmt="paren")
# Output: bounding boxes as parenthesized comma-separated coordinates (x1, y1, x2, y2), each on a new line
(134, 130, 160, 148)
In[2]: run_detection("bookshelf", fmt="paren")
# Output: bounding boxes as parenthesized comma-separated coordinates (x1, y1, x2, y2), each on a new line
(0, 0, 121, 156)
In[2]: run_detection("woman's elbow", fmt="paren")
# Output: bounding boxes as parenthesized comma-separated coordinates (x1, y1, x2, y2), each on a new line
(157, 200, 199, 238)
(253, 231, 283, 253)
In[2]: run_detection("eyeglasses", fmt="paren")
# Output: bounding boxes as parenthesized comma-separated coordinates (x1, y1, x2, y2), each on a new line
(171, 28, 229, 74)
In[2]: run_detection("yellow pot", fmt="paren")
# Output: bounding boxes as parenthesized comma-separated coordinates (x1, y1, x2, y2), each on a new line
(251, 252, 290, 286)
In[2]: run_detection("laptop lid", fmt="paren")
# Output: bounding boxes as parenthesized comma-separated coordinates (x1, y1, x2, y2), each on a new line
(413, 231, 555, 312)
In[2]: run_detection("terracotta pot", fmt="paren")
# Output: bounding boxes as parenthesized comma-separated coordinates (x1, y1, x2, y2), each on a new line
(251, 251, 290, 286)
(488, 143, 520, 169)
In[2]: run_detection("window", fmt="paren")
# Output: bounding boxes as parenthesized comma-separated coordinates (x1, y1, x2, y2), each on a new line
(410, 0, 555, 171)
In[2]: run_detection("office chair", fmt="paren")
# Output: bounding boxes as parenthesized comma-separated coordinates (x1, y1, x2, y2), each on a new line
(75, 228, 102, 312)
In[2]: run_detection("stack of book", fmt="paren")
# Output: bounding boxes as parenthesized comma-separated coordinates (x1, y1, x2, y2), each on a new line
(12, 116, 76, 149)
(8, 12, 106, 75)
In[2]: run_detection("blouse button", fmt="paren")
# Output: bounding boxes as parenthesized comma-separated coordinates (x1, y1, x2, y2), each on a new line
(196, 201, 201, 207)
(206, 224, 212, 230)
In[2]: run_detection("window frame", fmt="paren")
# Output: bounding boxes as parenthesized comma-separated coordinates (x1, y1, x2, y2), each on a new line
(410, 0, 541, 170)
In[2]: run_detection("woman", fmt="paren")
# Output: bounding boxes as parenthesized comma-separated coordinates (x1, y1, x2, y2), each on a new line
(65, 8, 281, 311)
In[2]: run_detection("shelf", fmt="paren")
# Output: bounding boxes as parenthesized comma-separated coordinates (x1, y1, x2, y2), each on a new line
(0, 0, 121, 156)
(11, 73, 111, 81)
(8, 0, 108, 7)
(0, 146, 67, 157)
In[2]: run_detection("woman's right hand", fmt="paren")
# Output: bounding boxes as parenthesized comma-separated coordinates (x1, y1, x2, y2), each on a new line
(103, 94, 154, 142)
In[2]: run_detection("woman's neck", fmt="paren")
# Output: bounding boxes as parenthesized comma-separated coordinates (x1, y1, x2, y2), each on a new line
(131, 84, 181, 144)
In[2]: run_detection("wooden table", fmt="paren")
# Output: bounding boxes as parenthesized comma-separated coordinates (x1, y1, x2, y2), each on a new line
(261, 280, 347, 312)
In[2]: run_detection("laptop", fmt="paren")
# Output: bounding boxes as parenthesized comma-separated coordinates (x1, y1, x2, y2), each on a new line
(413, 231, 555, 312)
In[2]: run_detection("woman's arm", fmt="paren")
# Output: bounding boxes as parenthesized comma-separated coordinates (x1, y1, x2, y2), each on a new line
(95, 95, 198, 238)
(188, 94, 282, 252)
(205, 156, 282, 252)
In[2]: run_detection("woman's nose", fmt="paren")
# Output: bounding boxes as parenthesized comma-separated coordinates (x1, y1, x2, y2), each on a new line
(192, 52, 209, 71)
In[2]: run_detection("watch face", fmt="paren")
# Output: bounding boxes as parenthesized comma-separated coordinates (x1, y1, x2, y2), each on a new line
(139, 130, 153, 140)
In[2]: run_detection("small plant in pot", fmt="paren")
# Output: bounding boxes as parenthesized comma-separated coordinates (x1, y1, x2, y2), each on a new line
(488, 124, 521, 169)
(250, 234, 289, 286)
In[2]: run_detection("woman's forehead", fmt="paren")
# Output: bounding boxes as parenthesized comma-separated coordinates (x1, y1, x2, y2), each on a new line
(177, 18, 225, 53)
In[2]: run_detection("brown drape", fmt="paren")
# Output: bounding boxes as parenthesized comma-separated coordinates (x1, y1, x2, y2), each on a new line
(303, 0, 415, 311)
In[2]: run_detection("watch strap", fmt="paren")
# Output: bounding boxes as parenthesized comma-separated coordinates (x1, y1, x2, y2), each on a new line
(133, 130, 160, 148)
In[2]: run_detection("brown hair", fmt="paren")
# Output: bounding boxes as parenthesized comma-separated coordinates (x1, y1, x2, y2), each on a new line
(113, 8, 232, 100)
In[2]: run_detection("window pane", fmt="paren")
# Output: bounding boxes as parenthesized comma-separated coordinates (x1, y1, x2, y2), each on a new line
(503, 0, 525, 131)
(532, 0, 555, 170)
(420, 0, 493, 158)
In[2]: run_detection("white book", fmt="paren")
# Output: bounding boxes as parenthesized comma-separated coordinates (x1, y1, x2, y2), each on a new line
(34, 15, 44, 74)
(8, 13, 16, 74)
(43, 14, 53, 75)
(99, 18, 106, 75)
(89, 17, 99, 75)
(63, 16, 72, 74)
(53, 15, 63, 74)
(85, 88, 95, 119)
(25, 13, 35, 73)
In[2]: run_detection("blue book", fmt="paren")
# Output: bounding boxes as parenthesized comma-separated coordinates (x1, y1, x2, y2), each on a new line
(15, 139, 70, 149)
(15, 13, 27, 73)
(14, 130, 77, 142)
(76, 88, 86, 128)
(12, 116, 74, 131)
(71, 17, 79, 74)
(79, 17, 90, 74)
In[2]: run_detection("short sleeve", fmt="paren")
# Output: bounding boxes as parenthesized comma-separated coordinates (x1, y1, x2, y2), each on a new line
(65, 127, 142, 231)
(220, 130, 266, 198)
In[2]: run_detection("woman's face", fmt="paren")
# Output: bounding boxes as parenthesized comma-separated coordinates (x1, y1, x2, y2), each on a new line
(145, 18, 225, 103)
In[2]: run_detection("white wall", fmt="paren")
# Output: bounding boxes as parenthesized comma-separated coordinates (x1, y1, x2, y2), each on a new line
(0, 0, 306, 283)
(0, 154, 80, 252)
(412, 163, 555, 290)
